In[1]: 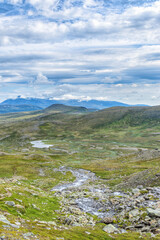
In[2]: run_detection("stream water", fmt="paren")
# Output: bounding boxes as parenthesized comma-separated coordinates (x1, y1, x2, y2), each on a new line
(50, 166, 114, 218)
(51, 166, 96, 191)
(75, 198, 115, 218)
(31, 140, 53, 148)
(51, 167, 160, 219)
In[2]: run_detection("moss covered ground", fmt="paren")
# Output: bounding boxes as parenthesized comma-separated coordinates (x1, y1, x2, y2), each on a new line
(0, 106, 160, 239)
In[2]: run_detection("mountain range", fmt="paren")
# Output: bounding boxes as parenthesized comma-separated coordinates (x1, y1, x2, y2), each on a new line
(0, 97, 148, 114)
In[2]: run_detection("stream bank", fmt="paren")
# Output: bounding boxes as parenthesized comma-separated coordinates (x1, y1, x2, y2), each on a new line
(52, 167, 160, 235)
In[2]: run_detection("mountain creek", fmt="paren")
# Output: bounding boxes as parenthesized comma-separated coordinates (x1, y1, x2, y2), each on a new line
(2, 105, 160, 239)
(50, 166, 160, 236)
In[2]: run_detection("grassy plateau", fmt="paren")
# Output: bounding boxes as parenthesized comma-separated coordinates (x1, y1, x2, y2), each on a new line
(0, 105, 160, 239)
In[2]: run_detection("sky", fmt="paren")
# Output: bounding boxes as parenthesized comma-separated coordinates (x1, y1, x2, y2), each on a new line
(0, 0, 160, 105)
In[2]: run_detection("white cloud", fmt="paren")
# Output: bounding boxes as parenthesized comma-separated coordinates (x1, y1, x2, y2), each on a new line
(0, 0, 160, 104)
(27, 0, 59, 10)
(0, 1, 160, 45)
(151, 95, 157, 99)
(6, 0, 23, 4)
(0, 75, 3, 83)
(115, 84, 123, 87)
(132, 84, 138, 88)
(34, 73, 52, 85)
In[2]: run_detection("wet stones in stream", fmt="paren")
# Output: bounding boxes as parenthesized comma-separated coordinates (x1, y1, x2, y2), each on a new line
(52, 167, 160, 235)
(75, 198, 115, 218)
(51, 166, 97, 191)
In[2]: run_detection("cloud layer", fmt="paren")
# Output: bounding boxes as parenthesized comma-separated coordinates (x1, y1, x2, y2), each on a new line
(0, 0, 160, 105)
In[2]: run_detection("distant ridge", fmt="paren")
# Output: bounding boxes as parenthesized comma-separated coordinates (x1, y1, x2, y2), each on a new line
(1, 97, 55, 109)
(44, 104, 92, 113)
(55, 100, 130, 109)
(0, 97, 148, 114)
(58, 105, 160, 132)
(0, 104, 42, 114)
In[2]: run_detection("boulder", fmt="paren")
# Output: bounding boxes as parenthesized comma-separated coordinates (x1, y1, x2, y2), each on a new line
(129, 209, 139, 218)
(5, 201, 15, 207)
(132, 189, 140, 196)
(103, 224, 119, 234)
(100, 217, 115, 224)
(147, 208, 160, 217)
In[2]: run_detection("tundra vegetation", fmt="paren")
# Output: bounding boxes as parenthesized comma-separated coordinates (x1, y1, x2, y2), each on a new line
(1, 105, 160, 239)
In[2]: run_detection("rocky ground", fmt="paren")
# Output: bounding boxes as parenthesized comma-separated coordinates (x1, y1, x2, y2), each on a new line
(1, 166, 160, 239)
(51, 167, 160, 237)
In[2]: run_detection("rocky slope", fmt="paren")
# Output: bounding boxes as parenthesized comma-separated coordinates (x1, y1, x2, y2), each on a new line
(52, 167, 160, 237)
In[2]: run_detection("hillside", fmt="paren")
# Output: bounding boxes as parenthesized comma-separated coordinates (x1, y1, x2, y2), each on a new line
(30, 105, 160, 136)
(1, 105, 160, 239)
(59, 105, 160, 131)
(44, 104, 92, 114)
(0, 104, 93, 122)
(1, 105, 160, 137)
(0, 104, 42, 114)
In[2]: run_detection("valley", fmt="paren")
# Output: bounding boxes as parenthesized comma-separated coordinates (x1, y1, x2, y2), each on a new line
(0, 105, 160, 239)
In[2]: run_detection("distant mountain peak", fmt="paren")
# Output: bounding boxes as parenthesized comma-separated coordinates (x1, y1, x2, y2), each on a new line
(0, 97, 149, 114)
(45, 103, 89, 113)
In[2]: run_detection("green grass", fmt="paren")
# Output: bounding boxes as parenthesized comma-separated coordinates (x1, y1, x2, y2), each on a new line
(1, 106, 160, 238)
(0, 191, 59, 221)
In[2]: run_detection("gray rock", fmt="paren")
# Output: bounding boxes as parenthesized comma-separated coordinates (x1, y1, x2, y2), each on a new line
(0, 215, 10, 225)
(129, 209, 139, 218)
(10, 223, 20, 229)
(147, 208, 160, 217)
(125, 225, 135, 230)
(100, 217, 115, 224)
(32, 204, 40, 210)
(145, 216, 151, 221)
(120, 229, 127, 233)
(141, 226, 150, 232)
(135, 224, 144, 228)
(23, 232, 35, 239)
(157, 219, 160, 226)
(0, 214, 19, 228)
(0, 236, 6, 240)
(103, 224, 119, 234)
(132, 189, 140, 196)
(64, 218, 73, 225)
(5, 201, 15, 207)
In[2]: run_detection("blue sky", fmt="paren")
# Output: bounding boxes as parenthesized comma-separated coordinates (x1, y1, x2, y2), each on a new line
(0, 0, 160, 104)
